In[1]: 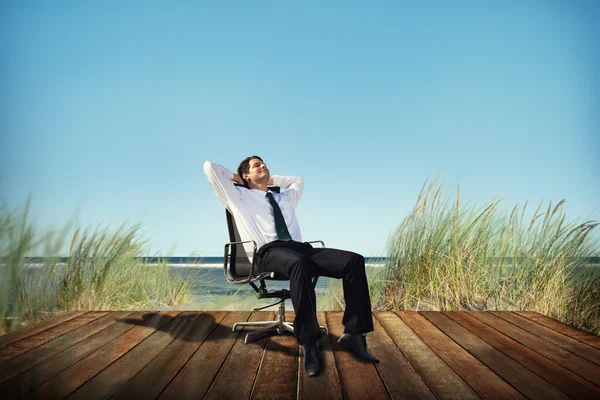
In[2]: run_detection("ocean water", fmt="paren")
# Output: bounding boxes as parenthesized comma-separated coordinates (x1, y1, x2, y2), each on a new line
(168, 257, 387, 304)
(14, 256, 387, 307)
(6, 256, 598, 312)
(172, 266, 330, 304)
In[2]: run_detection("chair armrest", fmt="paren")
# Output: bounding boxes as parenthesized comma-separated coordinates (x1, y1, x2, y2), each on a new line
(223, 240, 274, 284)
(306, 240, 325, 248)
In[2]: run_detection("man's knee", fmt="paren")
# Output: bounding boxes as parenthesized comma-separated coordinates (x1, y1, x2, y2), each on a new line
(344, 252, 366, 275)
(350, 252, 365, 266)
(286, 255, 313, 277)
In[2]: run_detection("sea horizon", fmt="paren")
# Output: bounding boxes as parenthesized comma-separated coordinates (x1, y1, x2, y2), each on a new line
(14, 256, 389, 269)
(14, 256, 600, 264)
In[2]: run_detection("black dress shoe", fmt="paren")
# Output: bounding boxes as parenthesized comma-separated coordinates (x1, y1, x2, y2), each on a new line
(338, 333, 380, 363)
(303, 342, 321, 377)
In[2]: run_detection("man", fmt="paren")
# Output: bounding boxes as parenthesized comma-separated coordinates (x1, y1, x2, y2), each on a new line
(203, 156, 378, 377)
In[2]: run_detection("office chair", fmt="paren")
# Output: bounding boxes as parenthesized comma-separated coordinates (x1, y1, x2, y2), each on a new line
(223, 186, 329, 344)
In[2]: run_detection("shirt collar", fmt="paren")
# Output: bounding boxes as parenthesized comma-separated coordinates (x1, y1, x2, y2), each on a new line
(249, 188, 270, 196)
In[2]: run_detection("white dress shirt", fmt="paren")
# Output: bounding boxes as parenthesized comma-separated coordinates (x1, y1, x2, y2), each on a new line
(203, 161, 304, 263)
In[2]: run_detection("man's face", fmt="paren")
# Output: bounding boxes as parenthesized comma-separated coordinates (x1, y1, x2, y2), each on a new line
(244, 158, 270, 184)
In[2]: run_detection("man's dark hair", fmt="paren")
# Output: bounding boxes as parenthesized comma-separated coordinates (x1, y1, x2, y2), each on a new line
(237, 155, 263, 188)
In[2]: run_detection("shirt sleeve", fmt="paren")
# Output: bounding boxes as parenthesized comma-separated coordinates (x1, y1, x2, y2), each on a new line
(271, 175, 304, 208)
(203, 161, 244, 210)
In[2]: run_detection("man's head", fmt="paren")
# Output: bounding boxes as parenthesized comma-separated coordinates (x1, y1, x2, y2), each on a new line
(237, 155, 270, 188)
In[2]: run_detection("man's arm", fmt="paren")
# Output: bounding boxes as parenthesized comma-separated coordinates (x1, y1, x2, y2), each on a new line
(271, 175, 304, 208)
(231, 173, 244, 185)
(203, 161, 245, 207)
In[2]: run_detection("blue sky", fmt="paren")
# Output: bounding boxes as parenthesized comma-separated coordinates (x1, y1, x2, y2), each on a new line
(1, 1, 598, 257)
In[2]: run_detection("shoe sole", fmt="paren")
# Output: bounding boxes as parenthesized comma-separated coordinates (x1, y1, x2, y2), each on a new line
(338, 339, 379, 363)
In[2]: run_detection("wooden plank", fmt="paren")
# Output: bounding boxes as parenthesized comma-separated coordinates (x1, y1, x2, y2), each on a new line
(421, 311, 570, 400)
(467, 311, 600, 387)
(0, 311, 133, 384)
(445, 311, 600, 400)
(491, 311, 600, 366)
(0, 311, 108, 361)
(8, 310, 598, 400)
(0, 311, 85, 347)
(157, 311, 252, 400)
(370, 313, 436, 399)
(204, 311, 276, 400)
(21, 311, 181, 400)
(251, 311, 298, 400)
(67, 311, 202, 400)
(397, 311, 524, 400)
(515, 311, 600, 350)
(0, 311, 154, 400)
(111, 311, 228, 400)
(326, 311, 389, 400)
(375, 312, 480, 400)
(298, 312, 343, 400)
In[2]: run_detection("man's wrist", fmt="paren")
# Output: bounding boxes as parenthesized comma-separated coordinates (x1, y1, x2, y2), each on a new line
(271, 175, 282, 186)
(232, 174, 244, 185)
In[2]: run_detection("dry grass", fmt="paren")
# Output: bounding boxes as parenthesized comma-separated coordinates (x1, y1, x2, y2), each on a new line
(0, 200, 194, 334)
(325, 176, 600, 335)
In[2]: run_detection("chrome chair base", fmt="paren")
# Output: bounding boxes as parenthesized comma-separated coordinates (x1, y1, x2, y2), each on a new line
(232, 300, 329, 344)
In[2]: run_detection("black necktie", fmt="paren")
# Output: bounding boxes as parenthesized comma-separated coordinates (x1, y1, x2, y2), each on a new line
(266, 192, 292, 241)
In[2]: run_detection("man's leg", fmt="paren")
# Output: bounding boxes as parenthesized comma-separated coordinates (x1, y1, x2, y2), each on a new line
(305, 247, 374, 334)
(306, 247, 378, 362)
(256, 242, 322, 345)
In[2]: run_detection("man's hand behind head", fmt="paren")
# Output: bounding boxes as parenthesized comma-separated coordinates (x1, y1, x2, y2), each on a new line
(232, 174, 245, 186)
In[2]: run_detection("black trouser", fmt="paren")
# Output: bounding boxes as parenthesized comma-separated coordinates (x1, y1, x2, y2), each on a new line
(256, 240, 374, 345)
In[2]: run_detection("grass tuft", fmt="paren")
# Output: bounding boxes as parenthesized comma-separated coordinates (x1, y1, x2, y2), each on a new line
(0, 200, 193, 334)
(369, 177, 600, 335)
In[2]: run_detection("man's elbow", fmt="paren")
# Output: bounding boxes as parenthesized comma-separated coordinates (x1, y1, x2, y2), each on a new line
(292, 177, 304, 192)
(203, 161, 213, 176)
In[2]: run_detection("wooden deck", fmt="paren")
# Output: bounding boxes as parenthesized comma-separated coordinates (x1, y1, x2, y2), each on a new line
(1, 311, 599, 400)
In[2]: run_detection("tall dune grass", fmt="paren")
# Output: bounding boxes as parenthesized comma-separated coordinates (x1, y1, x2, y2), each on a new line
(0, 200, 193, 334)
(379, 176, 600, 335)
(323, 177, 599, 335)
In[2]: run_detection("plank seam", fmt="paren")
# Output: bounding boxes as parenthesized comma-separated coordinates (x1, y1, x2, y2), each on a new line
(0, 311, 136, 386)
(63, 311, 179, 400)
(248, 330, 271, 399)
(153, 311, 230, 400)
(107, 312, 204, 400)
(517, 311, 600, 349)
(1, 312, 109, 363)
(396, 311, 483, 398)
(372, 359, 392, 399)
(324, 312, 346, 400)
(421, 312, 538, 400)
(372, 312, 438, 399)
(493, 311, 599, 365)
(513, 311, 600, 352)
(443, 311, 585, 400)
(247, 311, 278, 399)
(467, 311, 600, 388)
(296, 344, 301, 400)
(0, 311, 87, 347)
(13, 311, 156, 399)
(201, 311, 255, 398)
(467, 312, 560, 364)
